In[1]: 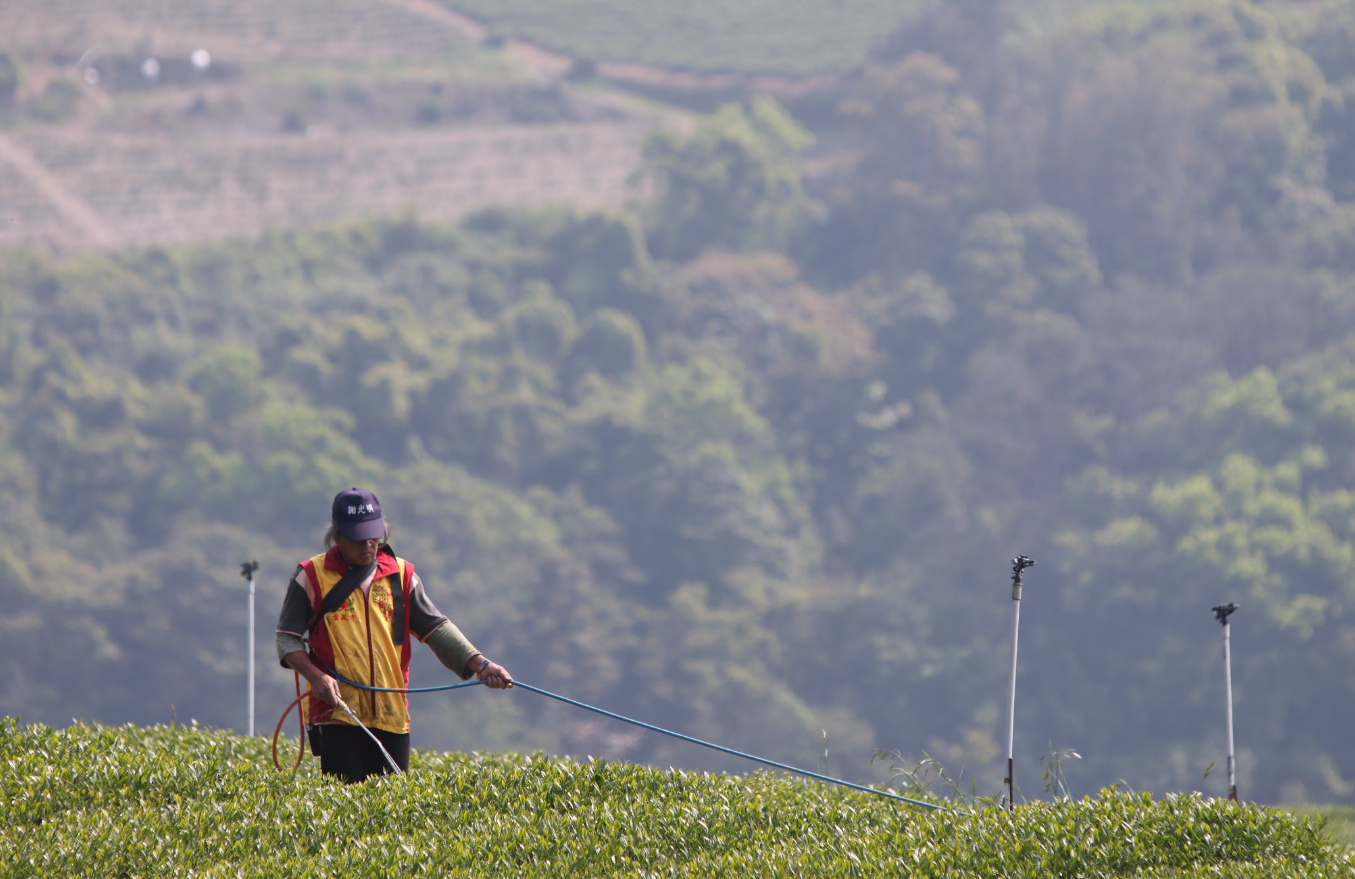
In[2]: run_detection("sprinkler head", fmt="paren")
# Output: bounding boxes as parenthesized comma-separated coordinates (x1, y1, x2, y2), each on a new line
(240, 560, 260, 580)
(1010, 555, 1035, 599)
(1212, 603, 1238, 625)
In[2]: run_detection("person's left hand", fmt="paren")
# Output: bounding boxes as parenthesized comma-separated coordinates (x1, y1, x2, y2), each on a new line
(478, 660, 514, 690)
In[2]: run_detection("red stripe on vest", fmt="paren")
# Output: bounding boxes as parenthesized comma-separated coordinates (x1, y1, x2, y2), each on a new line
(299, 557, 337, 725)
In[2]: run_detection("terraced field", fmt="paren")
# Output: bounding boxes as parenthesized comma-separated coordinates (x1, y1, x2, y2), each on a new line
(0, 0, 676, 254)
(0, 122, 650, 252)
(0, 0, 476, 62)
(438, 0, 919, 76)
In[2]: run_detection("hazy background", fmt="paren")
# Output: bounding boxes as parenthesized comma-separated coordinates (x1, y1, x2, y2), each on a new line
(2, 0, 1354, 806)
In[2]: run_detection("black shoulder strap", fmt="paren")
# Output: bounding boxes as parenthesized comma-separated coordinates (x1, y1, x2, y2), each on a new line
(378, 544, 407, 645)
(389, 563, 406, 646)
(306, 558, 378, 632)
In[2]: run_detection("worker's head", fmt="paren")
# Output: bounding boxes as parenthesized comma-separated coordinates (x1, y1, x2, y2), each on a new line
(330, 487, 387, 544)
(328, 487, 389, 566)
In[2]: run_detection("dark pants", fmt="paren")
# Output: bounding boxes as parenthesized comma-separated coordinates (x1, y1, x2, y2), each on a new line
(309, 723, 410, 783)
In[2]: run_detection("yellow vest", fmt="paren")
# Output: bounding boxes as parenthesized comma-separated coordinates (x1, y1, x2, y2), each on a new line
(300, 548, 412, 734)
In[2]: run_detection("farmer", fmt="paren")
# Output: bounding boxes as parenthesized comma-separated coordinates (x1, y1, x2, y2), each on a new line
(276, 486, 513, 783)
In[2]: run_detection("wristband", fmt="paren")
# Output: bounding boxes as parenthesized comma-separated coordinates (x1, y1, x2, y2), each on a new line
(477, 658, 491, 675)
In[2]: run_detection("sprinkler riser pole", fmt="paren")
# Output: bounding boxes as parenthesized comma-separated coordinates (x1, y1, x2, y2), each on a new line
(248, 573, 255, 738)
(1004, 555, 1033, 812)
(1211, 602, 1238, 802)
(1222, 620, 1236, 801)
(1005, 595, 1020, 811)
(241, 560, 260, 739)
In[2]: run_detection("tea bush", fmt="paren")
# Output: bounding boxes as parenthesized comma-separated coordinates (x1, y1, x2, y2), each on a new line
(2, 719, 1351, 877)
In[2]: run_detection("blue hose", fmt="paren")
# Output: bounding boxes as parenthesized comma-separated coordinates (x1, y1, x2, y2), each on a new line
(325, 669, 957, 813)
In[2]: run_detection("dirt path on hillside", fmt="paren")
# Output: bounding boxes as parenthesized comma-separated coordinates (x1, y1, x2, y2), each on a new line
(375, 0, 572, 79)
(594, 62, 839, 100)
(0, 132, 114, 249)
(373, 0, 484, 40)
(375, 0, 837, 98)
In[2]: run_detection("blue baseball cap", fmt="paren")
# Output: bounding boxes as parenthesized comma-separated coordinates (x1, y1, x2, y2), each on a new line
(331, 487, 385, 541)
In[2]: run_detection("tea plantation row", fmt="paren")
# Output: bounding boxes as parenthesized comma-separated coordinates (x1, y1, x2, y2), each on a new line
(1, 719, 1350, 877)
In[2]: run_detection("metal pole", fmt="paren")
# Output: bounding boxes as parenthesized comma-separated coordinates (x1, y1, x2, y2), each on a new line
(1004, 555, 1034, 811)
(242, 561, 260, 737)
(1212, 603, 1238, 801)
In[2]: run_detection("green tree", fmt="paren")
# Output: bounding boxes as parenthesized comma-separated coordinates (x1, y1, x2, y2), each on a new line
(813, 52, 985, 283)
(544, 212, 658, 321)
(1302, 0, 1355, 86)
(1316, 81, 1355, 201)
(504, 285, 577, 364)
(186, 344, 265, 423)
(562, 308, 648, 386)
(641, 97, 814, 262)
(0, 49, 19, 109)
(12, 343, 155, 534)
(999, 0, 1330, 281)
(244, 399, 381, 539)
(874, 0, 1014, 76)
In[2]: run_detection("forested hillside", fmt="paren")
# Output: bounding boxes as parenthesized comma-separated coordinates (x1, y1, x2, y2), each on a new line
(4, 0, 1355, 807)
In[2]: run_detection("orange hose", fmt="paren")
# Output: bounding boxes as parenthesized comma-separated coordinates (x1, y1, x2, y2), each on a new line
(271, 673, 307, 772)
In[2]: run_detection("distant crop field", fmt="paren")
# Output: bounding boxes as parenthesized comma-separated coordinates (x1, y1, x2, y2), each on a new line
(0, 0, 686, 256)
(440, 0, 921, 76)
(0, 0, 472, 61)
(2, 122, 649, 253)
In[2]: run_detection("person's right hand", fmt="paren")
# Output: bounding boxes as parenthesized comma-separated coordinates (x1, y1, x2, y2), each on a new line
(310, 673, 342, 706)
